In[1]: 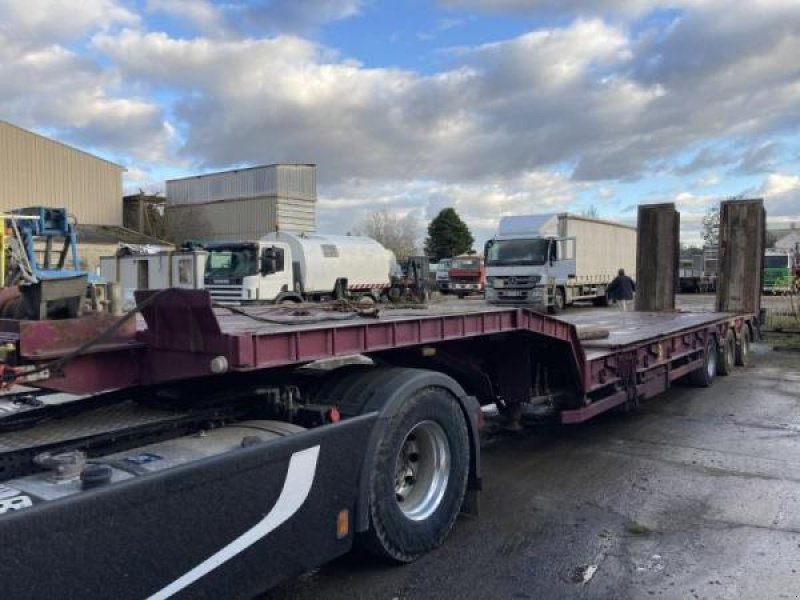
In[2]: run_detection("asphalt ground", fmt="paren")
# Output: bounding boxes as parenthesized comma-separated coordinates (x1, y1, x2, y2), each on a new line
(265, 305, 800, 600)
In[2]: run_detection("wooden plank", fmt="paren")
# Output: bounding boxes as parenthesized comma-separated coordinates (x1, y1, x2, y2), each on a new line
(716, 198, 765, 314)
(635, 203, 679, 311)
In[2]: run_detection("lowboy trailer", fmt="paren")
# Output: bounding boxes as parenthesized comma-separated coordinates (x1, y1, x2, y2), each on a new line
(0, 287, 756, 599)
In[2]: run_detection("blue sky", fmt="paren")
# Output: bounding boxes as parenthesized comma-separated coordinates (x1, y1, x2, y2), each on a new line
(1, 0, 799, 247)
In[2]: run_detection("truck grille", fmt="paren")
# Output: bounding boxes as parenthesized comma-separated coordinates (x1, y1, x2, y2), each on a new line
(205, 284, 243, 305)
(497, 276, 539, 289)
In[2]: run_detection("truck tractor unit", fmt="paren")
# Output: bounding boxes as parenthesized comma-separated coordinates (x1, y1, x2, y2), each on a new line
(448, 255, 485, 298)
(485, 214, 637, 312)
(203, 232, 396, 305)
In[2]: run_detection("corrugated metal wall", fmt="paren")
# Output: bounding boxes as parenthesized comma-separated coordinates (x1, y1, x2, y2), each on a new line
(165, 164, 317, 241)
(167, 195, 315, 242)
(0, 121, 123, 225)
(166, 164, 316, 205)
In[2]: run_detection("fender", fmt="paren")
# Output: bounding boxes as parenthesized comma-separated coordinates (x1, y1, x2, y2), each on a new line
(353, 368, 482, 532)
(147, 446, 320, 600)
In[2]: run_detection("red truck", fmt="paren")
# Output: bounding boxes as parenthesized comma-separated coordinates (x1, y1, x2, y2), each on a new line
(448, 254, 486, 298)
(0, 203, 762, 599)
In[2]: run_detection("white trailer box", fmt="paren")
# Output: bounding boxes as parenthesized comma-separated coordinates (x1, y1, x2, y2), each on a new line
(557, 215, 637, 281)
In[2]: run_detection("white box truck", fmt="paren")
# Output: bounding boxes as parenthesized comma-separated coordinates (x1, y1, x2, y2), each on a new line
(485, 213, 637, 312)
(204, 232, 396, 305)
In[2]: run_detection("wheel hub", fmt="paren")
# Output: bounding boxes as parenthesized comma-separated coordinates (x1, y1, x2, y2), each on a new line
(393, 421, 450, 521)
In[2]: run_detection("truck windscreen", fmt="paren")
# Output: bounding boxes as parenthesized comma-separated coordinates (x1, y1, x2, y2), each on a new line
(451, 258, 481, 269)
(486, 239, 548, 266)
(206, 247, 258, 279)
(764, 255, 790, 269)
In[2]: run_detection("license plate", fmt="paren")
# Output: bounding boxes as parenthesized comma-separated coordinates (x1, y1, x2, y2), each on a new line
(502, 290, 523, 297)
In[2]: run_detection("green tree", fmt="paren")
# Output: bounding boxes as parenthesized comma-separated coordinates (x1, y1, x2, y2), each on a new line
(424, 208, 474, 260)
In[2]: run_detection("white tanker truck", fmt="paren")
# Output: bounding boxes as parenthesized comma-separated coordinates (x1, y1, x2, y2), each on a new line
(203, 232, 396, 305)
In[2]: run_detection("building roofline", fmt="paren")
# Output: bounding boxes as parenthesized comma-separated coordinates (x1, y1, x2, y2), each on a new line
(166, 163, 316, 184)
(0, 120, 126, 170)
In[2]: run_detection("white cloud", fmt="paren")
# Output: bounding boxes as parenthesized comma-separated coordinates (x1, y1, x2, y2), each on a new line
(1, 0, 798, 236)
(0, 0, 138, 43)
(0, 1, 172, 162)
(146, 0, 363, 36)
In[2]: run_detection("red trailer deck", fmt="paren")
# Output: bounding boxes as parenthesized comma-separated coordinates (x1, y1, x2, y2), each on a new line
(11, 290, 754, 425)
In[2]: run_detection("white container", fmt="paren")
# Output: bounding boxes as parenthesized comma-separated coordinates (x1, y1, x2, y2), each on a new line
(557, 215, 637, 280)
(262, 232, 394, 293)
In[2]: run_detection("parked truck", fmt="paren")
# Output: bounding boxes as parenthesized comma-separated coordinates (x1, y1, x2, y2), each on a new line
(0, 204, 762, 599)
(203, 232, 395, 305)
(763, 248, 798, 294)
(485, 214, 637, 312)
(448, 254, 485, 298)
(435, 257, 452, 293)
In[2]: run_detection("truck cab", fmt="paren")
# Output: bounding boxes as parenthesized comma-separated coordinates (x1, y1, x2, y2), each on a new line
(484, 235, 576, 308)
(763, 249, 796, 294)
(448, 255, 486, 297)
(204, 241, 294, 304)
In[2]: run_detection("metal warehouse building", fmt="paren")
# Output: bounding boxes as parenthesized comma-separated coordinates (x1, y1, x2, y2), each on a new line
(166, 164, 317, 243)
(0, 121, 124, 225)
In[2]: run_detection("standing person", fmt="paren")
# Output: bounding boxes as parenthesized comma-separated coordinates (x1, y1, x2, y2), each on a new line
(607, 268, 636, 311)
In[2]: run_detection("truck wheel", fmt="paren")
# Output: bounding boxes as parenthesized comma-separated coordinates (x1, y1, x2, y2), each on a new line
(362, 386, 470, 563)
(592, 292, 610, 307)
(548, 288, 566, 314)
(735, 326, 751, 366)
(689, 336, 718, 387)
(718, 330, 736, 376)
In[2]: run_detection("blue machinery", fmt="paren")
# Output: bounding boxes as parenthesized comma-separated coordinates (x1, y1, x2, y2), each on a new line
(1, 207, 89, 319)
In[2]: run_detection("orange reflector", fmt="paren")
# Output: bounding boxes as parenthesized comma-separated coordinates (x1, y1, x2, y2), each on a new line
(336, 509, 350, 539)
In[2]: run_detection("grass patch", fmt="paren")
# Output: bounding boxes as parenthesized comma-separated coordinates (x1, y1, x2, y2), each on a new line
(765, 314, 800, 333)
(625, 521, 653, 536)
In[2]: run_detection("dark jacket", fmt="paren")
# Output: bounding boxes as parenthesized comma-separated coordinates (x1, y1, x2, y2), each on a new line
(608, 274, 636, 301)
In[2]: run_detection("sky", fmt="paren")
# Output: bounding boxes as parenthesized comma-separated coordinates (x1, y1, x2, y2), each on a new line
(2, 0, 799, 248)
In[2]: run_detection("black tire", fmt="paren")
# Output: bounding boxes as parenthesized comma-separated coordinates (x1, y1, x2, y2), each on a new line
(592, 292, 610, 307)
(548, 287, 566, 314)
(718, 330, 735, 376)
(362, 386, 470, 563)
(735, 326, 751, 367)
(689, 336, 718, 387)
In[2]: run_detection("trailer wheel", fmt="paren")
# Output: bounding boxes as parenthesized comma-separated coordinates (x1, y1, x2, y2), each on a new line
(718, 330, 736, 376)
(362, 386, 470, 563)
(735, 326, 751, 367)
(689, 336, 718, 387)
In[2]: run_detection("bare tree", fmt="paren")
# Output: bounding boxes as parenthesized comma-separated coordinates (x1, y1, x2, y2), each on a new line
(702, 206, 720, 248)
(354, 208, 419, 260)
(581, 205, 600, 218)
